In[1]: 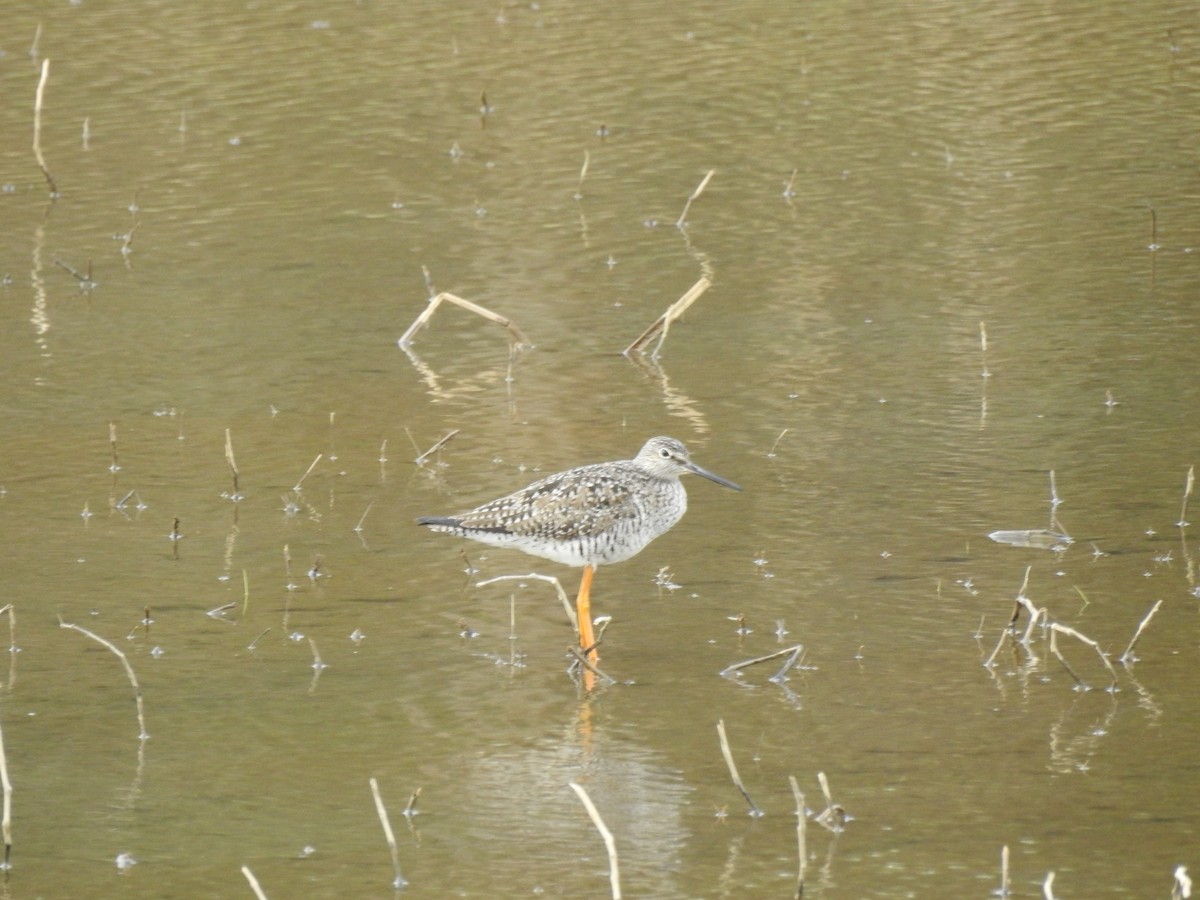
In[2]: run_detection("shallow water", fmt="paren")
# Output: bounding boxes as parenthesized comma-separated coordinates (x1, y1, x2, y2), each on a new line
(1, 1, 1199, 897)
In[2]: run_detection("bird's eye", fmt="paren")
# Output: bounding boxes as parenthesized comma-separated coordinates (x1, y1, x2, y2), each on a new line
(659, 447, 671, 458)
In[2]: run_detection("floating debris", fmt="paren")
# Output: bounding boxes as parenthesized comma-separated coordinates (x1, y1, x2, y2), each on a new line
(988, 529, 1073, 550)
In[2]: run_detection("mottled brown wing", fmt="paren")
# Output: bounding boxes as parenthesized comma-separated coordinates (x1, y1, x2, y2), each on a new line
(453, 463, 641, 541)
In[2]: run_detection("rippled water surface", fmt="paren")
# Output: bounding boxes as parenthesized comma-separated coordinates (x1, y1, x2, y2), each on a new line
(1, 1, 1199, 897)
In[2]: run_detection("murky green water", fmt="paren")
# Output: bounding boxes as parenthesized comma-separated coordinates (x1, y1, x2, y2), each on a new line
(1, 1, 1198, 897)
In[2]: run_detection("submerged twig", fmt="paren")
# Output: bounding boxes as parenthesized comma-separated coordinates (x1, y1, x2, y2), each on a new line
(569, 782, 621, 899)
(716, 719, 763, 817)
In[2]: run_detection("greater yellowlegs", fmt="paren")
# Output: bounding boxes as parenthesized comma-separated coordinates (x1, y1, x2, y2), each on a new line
(417, 436, 741, 659)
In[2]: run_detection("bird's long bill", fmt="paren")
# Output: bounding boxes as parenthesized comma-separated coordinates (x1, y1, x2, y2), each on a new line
(685, 460, 742, 491)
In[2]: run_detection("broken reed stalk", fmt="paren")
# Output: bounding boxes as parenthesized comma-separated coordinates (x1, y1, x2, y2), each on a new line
(1179, 465, 1194, 527)
(397, 291, 532, 349)
(676, 168, 716, 228)
(788, 775, 806, 899)
(716, 719, 763, 817)
(1043, 870, 1057, 900)
(568, 782, 621, 900)
(719, 644, 804, 678)
(1173, 865, 1192, 900)
(813, 771, 847, 832)
(0, 603, 14, 655)
(0, 709, 11, 871)
(475, 573, 577, 630)
(293, 454, 322, 492)
(1007, 566, 1034, 627)
(109, 423, 120, 472)
(567, 645, 616, 685)
(622, 276, 711, 358)
(983, 627, 1011, 669)
(1120, 599, 1163, 663)
(33, 58, 58, 196)
(58, 617, 148, 740)
(224, 428, 241, 498)
(402, 787, 422, 819)
(1049, 621, 1119, 690)
(575, 149, 590, 198)
(999, 844, 1011, 897)
(241, 865, 269, 900)
(414, 429, 459, 465)
(984, 567, 1036, 667)
(369, 777, 407, 889)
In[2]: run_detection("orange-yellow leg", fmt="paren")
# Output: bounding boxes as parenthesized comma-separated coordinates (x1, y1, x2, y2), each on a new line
(576, 564, 598, 661)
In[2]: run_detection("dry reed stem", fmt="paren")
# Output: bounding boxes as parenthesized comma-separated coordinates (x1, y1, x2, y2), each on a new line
(224, 429, 240, 498)
(1007, 566, 1034, 626)
(576, 150, 590, 197)
(369, 777, 407, 889)
(1173, 865, 1192, 900)
(676, 168, 716, 228)
(398, 291, 532, 349)
(719, 644, 804, 679)
(999, 844, 1011, 897)
(241, 865, 268, 900)
(568, 782, 621, 900)
(33, 59, 57, 196)
(414, 429, 459, 465)
(768, 429, 789, 458)
(983, 627, 1011, 669)
(788, 775, 806, 899)
(1180, 465, 1195, 527)
(58, 617, 148, 740)
(1048, 622, 1119, 690)
(623, 276, 711, 358)
(475, 573, 577, 631)
(0, 708, 11, 870)
(1120, 599, 1163, 664)
(294, 454, 322, 492)
(402, 787, 421, 818)
(1017, 596, 1045, 645)
(813, 771, 847, 832)
(0, 604, 15, 655)
(716, 719, 763, 817)
(1043, 870, 1056, 899)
